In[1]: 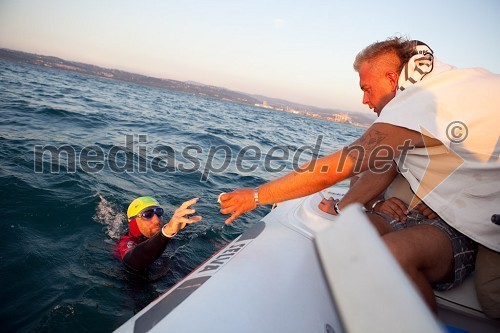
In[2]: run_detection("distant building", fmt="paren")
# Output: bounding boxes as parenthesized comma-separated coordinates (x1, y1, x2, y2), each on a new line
(254, 100, 274, 109)
(332, 113, 351, 123)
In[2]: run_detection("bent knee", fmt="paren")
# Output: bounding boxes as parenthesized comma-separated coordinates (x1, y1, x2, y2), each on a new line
(382, 227, 454, 281)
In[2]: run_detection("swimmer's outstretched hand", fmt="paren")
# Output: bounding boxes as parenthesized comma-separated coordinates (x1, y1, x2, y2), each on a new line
(163, 198, 202, 236)
(219, 188, 256, 225)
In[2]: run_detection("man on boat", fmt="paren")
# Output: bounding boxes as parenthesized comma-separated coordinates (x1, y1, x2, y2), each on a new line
(219, 36, 500, 313)
(116, 196, 202, 272)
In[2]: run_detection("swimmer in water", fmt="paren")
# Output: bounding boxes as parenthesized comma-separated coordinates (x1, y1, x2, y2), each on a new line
(115, 196, 202, 272)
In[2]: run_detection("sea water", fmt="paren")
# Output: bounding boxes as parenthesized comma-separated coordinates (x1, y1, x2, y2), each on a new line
(0, 60, 364, 332)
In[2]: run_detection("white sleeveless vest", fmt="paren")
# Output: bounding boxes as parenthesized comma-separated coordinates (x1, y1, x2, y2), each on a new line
(375, 61, 500, 251)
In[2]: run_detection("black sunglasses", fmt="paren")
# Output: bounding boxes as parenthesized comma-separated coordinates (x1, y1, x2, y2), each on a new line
(137, 207, 164, 220)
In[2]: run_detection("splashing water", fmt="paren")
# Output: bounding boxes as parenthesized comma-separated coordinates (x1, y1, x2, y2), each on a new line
(93, 194, 127, 240)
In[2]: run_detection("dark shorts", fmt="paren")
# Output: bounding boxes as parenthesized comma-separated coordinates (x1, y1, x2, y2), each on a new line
(375, 211, 478, 291)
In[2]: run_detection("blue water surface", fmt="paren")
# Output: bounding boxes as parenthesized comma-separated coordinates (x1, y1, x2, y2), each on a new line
(0, 60, 364, 332)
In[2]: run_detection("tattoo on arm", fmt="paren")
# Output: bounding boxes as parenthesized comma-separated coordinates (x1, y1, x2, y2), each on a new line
(338, 129, 389, 174)
(356, 129, 389, 151)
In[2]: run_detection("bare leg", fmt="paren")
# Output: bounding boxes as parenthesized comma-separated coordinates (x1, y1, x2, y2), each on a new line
(382, 225, 454, 312)
(366, 212, 393, 235)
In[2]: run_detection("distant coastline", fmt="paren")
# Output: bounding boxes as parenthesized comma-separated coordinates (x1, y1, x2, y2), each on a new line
(0, 48, 375, 127)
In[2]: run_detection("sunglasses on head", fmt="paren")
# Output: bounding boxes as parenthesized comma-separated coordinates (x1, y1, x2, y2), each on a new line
(137, 207, 164, 220)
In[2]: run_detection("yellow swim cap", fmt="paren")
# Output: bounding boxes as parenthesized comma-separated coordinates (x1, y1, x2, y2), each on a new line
(127, 196, 160, 220)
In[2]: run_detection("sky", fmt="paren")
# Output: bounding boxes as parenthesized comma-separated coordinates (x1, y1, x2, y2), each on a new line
(1, 0, 499, 113)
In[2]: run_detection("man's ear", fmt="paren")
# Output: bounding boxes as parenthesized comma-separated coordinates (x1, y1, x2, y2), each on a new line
(386, 72, 399, 92)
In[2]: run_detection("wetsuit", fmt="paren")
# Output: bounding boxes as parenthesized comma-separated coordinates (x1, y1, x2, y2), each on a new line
(115, 231, 171, 272)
